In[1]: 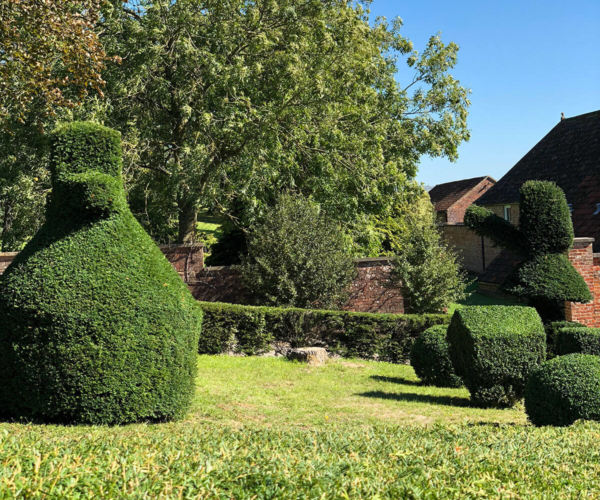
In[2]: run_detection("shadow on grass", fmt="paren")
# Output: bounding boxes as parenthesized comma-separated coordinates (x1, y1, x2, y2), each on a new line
(370, 375, 422, 387)
(358, 390, 471, 407)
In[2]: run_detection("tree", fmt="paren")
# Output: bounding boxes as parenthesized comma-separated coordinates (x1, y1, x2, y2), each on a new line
(240, 195, 356, 309)
(464, 181, 592, 321)
(0, 0, 112, 131)
(391, 192, 467, 313)
(0, 122, 203, 424)
(98, 0, 470, 244)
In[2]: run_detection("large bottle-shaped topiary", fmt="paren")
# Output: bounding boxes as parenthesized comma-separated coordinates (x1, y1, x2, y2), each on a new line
(0, 122, 203, 424)
(465, 181, 592, 320)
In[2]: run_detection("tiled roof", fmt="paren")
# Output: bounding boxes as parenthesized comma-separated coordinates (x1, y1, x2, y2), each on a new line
(429, 176, 494, 212)
(477, 110, 600, 250)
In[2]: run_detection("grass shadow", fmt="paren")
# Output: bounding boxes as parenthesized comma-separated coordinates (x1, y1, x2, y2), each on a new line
(358, 390, 472, 408)
(370, 375, 422, 387)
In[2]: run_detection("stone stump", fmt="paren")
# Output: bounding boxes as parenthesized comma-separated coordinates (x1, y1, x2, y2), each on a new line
(288, 347, 328, 366)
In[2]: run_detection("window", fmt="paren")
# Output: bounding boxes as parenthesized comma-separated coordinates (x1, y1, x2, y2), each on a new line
(504, 205, 511, 222)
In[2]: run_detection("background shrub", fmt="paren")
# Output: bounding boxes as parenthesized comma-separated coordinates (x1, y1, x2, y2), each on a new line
(198, 302, 449, 362)
(525, 354, 600, 427)
(390, 194, 468, 313)
(0, 122, 203, 425)
(410, 325, 462, 387)
(447, 305, 545, 407)
(556, 327, 600, 356)
(545, 321, 584, 359)
(240, 195, 356, 309)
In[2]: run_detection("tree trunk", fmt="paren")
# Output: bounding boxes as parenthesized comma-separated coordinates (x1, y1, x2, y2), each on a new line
(1, 199, 14, 252)
(177, 198, 197, 244)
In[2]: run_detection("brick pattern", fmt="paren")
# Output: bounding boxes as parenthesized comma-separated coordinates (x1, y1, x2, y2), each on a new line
(439, 224, 502, 274)
(565, 239, 600, 327)
(343, 258, 404, 314)
(445, 178, 496, 224)
(0, 249, 404, 314)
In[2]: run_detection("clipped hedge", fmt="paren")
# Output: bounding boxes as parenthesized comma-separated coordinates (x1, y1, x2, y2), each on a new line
(410, 325, 462, 388)
(447, 306, 545, 407)
(556, 327, 600, 356)
(525, 354, 600, 427)
(0, 122, 203, 425)
(198, 302, 449, 362)
(545, 321, 584, 359)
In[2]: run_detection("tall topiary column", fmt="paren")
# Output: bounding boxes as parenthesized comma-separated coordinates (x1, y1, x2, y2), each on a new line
(0, 122, 203, 424)
(465, 181, 592, 321)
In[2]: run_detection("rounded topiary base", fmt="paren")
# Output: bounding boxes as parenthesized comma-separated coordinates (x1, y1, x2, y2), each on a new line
(525, 354, 600, 427)
(410, 325, 462, 388)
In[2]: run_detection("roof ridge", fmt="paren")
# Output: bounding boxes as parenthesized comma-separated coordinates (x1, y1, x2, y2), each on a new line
(561, 109, 600, 121)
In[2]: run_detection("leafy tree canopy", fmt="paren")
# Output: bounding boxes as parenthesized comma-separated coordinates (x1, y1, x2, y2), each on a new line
(97, 0, 471, 247)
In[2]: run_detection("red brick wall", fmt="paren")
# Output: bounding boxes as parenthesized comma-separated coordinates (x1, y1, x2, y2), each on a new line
(439, 224, 502, 274)
(189, 257, 404, 314)
(0, 249, 404, 314)
(565, 238, 600, 327)
(446, 178, 496, 224)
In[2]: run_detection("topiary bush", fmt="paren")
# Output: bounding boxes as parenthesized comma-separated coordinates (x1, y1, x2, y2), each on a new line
(0, 122, 203, 425)
(447, 305, 545, 407)
(465, 181, 592, 322)
(410, 325, 462, 387)
(556, 327, 600, 356)
(545, 321, 584, 359)
(525, 354, 600, 427)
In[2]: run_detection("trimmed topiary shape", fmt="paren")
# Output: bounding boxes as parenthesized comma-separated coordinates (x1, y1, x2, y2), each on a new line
(0, 122, 203, 425)
(410, 325, 462, 388)
(447, 305, 545, 407)
(545, 321, 584, 359)
(465, 181, 592, 321)
(525, 354, 600, 427)
(556, 327, 600, 356)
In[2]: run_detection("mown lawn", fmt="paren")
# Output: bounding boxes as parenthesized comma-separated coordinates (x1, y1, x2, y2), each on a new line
(2, 356, 600, 499)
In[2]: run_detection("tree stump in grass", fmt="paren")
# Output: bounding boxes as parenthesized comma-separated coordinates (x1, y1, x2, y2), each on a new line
(288, 347, 328, 366)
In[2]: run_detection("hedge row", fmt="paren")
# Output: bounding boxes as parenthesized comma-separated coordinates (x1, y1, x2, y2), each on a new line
(197, 302, 449, 363)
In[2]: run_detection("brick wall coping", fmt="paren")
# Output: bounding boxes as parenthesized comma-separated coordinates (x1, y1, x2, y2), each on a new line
(573, 237, 596, 245)
(354, 256, 392, 264)
(0, 252, 18, 260)
(158, 243, 205, 250)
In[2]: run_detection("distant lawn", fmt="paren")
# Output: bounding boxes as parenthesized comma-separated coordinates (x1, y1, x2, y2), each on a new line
(2, 356, 600, 498)
(447, 279, 521, 316)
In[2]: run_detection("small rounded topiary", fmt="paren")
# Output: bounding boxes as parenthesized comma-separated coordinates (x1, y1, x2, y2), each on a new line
(525, 354, 600, 427)
(556, 327, 600, 356)
(410, 325, 462, 388)
(0, 122, 203, 425)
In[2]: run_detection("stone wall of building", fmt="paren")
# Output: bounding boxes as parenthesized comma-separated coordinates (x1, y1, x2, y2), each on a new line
(565, 238, 600, 327)
(439, 224, 502, 274)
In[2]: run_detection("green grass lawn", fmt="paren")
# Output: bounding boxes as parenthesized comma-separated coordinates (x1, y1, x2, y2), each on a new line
(2, 356, 600, 499)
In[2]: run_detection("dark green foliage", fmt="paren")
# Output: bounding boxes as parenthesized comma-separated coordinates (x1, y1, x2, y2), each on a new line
(0, 122, 203, 425)
(556, 327, 600, 356)
(545, 321, 584, 359)
(205, 225, 247, 266)
(447, 306, 545, 407)
(410, 325, 462, 387)
(240, 196, 357, 309)
(464, 204, 527, 255)
(198, 302, 449, 363)
(507, 254, 593, 303)
(464, 182, 591, 321)
(519, 180, 574, 256)
(525, 354, 600, 426)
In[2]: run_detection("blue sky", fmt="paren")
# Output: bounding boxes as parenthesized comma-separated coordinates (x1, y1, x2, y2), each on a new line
(367, 0, 600, 187)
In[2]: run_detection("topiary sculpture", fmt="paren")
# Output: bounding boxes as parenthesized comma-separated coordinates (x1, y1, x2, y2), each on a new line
(410, 325, 462, 388)
(447, 305, 545, 407)
(465, 181, 592, 321)
(0, 122, 203, 425)
(556, 327, 600, 356)
(525, 354, 600, 427)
